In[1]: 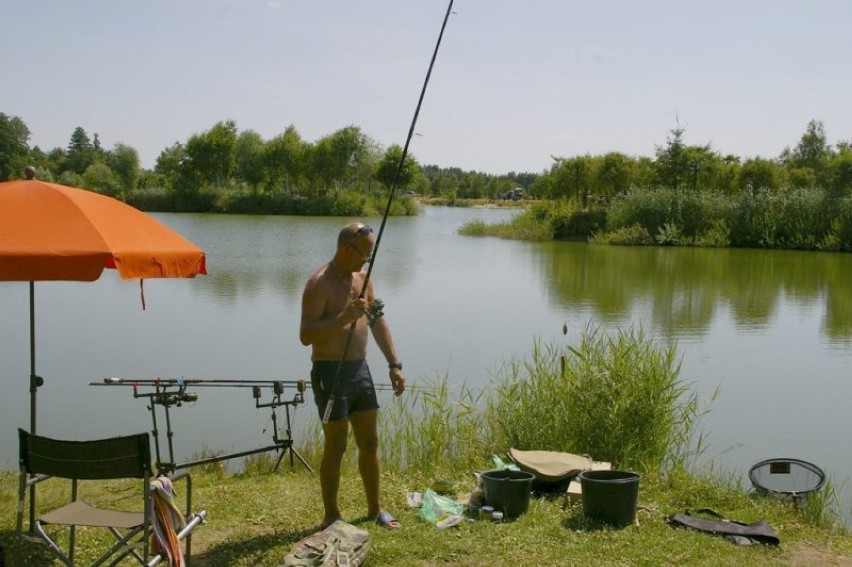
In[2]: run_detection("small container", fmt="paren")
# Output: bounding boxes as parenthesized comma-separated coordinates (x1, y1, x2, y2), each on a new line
(464, 504, 480, 519)
(468, 488, 485, 508)
(491, 511, 504, 523)
(479, 505, 494, 521)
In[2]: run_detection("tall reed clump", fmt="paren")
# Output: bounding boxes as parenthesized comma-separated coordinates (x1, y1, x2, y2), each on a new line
(378, 376, 489, 475)
(730, 187, 832, 249)
(458, 202, 554, 241)
(458, 199, 601, 241)
(487, 324, 709, 473)
(605, 187, 736, 246)
(297, 377, 491, 476)
(602, 186, 851, 250)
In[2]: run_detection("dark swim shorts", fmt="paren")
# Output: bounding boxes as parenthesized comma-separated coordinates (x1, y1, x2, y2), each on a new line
(311, 360, 379, 421)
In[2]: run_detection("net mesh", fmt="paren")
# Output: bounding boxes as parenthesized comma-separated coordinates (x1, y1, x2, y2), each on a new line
(749, 458, 825, 496)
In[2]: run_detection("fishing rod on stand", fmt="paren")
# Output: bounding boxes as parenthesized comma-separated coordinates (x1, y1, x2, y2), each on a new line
(323, 0, 455, 423)
(90, 377, 314, 475)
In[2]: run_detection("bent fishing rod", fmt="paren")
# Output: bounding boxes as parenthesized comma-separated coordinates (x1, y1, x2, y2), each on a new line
(323, 0, 455, 423)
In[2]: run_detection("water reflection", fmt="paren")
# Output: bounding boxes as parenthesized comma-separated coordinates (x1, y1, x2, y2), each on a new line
(535, 242, 852, 342)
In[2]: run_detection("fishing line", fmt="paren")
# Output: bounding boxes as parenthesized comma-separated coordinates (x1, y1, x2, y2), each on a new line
(323, 0, 455, 423)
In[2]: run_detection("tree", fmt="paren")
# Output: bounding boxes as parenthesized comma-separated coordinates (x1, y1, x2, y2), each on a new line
(264, 125, 307, 193)
(373, 144, 419, 190)
(595, 152, 635, 197)
(551, 155, 594, 204)
(653, 124, 721, 192)
(82, 162, 121, 196)
(234, 130, 266, 191)
(787, 120, 831, 170)
(65, 126, 99, 174)
(739, 157, 782, 192)
(309, 125, 369, 193)
(43, 147, 67, 177)
(654, 124, 701, 191)
(108, 142, 141, 193)
(183, 120, 238, 186)
(155, 142, 186, 177)
(0, 112, 31, 180)
(826, 143, 852, 197)
(780, 120, 832, 188)
(68, 126, 92, 153)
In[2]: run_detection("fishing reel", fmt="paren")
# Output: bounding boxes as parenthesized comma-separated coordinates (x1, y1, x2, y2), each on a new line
(367, 298, 385, 327)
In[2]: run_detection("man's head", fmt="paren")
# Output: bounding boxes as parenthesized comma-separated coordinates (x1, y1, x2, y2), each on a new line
(336, 222, 375, 267)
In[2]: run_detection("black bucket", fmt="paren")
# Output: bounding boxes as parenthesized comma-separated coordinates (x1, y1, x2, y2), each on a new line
(577, 470, 640, 527)
(480, 469, 535, 519)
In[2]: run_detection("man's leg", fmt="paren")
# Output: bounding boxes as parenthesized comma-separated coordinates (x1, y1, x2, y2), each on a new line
(350, 409, 401, 529)
(320, 419, 348, 526)
(349, 409, 380, 517)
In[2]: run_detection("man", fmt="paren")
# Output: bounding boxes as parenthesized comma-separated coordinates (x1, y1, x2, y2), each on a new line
(300, 222, 405, 530)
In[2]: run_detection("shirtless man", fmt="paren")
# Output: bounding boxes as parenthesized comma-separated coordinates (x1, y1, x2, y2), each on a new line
(299, 222, 406, 530)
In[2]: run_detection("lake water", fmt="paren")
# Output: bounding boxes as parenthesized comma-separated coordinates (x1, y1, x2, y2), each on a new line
(2, 206, 851, 519)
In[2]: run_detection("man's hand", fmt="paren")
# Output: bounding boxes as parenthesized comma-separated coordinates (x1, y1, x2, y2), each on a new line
(390, 368, 405, 396)
(341, 296, 368, 326)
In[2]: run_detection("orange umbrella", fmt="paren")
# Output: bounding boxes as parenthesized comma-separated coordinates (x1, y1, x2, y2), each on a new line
(0, 179, 207, 433)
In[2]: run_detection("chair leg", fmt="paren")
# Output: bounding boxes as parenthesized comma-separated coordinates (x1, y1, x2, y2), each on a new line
(69, 524, 76, 564)
(33, 521, 73, 566)
(96, 526, 146, 567)
(15, 473, 26, 567)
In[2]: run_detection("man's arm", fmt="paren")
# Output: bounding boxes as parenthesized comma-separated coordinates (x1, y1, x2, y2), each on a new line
(370, 314, 405, 396)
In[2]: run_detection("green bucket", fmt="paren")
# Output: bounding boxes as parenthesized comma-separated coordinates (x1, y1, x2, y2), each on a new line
(480, 469, 535, 519)
(577, 470, 640, 527)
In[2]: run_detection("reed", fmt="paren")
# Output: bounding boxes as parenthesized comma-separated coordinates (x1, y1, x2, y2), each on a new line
(603, 186, 848, 250)
(487, 324, 710, 472)
(379, 376, 489, 474)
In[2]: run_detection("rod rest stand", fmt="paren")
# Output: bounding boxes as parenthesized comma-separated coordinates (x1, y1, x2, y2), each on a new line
(126, 381, 313, 476)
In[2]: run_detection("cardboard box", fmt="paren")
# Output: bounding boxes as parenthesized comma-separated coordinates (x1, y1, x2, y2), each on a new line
(566, 461, 612, 503)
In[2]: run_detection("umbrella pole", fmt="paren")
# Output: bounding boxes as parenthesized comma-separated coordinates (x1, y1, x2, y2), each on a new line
(28, 281, 41, 533)
(29, 281, 37, 434)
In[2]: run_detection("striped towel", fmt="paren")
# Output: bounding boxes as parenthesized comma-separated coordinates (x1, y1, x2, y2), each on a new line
(150, 476, 186, 566)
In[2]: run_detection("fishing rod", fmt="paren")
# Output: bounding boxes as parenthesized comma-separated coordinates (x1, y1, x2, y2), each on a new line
(323, 0, 455, 423)
(91, 377, 431, 393)
(92, 377, 307, 389)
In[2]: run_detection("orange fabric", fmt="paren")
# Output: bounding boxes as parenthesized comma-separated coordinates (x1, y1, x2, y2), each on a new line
(0, 180, 207, 281)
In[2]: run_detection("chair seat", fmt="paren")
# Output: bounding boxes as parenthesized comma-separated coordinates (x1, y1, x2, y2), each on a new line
(39, 500, 144, 529)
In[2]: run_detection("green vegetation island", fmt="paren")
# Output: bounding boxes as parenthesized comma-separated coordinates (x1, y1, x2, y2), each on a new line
(3, 112, 852, 251)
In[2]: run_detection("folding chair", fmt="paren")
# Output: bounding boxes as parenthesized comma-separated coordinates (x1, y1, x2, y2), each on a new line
(15, 428, 205, 566)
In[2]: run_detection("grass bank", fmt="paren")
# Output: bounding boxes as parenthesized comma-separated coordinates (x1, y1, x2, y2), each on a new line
(3, 325, 851, 565)
(4, 466, 851, 566)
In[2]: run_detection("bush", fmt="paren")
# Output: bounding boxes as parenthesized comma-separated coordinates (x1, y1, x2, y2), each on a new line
(590, 223, 653, 245)
(487, 325, 707, 472)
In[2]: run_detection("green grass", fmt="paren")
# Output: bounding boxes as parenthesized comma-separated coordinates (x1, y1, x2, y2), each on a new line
(4, 467, 851, 566)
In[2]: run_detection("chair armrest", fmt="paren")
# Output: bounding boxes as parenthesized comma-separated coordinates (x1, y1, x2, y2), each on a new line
(26, 473, 52, 487)
(167, 469, 191, 484)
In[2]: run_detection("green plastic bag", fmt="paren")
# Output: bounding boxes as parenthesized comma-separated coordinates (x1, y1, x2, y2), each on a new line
(417, 489, 464, 525)
(491, 454, 520, 471)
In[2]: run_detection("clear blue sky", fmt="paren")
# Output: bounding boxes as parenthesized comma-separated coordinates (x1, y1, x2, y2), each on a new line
(4, 0, 851, 174)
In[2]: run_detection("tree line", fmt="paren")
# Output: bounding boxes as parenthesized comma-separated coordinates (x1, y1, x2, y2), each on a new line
(1, 112, 850, 214)
(532, 120, 852, 206)
(0, 114, 530, 213)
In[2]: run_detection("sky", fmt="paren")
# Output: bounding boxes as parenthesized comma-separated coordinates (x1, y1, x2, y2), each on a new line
(3, 0, 851, 175)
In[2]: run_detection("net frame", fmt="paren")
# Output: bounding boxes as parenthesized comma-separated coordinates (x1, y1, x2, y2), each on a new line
(748, 458, 826, 499)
